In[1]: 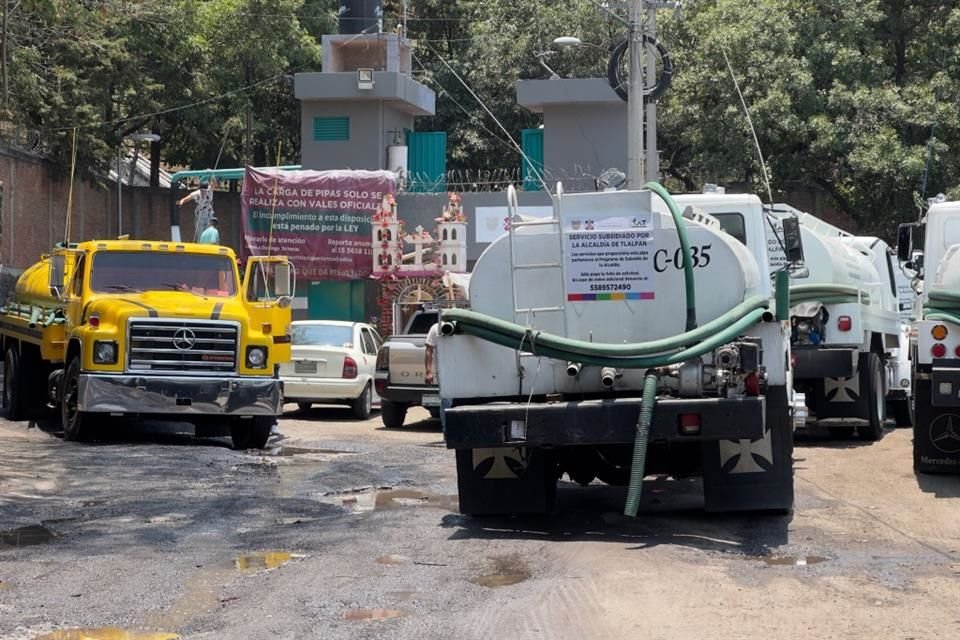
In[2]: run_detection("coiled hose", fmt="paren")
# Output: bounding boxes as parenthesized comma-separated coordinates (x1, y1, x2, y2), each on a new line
(624, 373, 657, 517)
(924, 288, 960, 324)
(789, 283, 871, 307)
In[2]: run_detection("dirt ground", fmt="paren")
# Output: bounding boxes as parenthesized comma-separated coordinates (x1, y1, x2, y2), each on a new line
(0, 407, 958, 640)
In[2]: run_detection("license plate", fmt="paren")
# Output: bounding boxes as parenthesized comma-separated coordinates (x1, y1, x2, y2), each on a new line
(422, 394, 441, 407)
(294, 361, 317, 374)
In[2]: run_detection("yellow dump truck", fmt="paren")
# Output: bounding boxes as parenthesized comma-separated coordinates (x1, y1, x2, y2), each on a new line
(0, 240, 294, 449)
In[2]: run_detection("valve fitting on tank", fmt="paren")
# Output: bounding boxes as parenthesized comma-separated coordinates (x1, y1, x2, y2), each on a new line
(566, 361, 582, 378)
(439, 321, 456, 336)
(600, 367, 621, 388)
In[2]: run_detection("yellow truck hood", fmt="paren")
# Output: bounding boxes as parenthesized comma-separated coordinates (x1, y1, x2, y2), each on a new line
(83, 292, 251, 326)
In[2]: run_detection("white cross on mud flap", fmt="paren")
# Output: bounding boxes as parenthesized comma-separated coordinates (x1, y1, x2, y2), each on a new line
(718, 429, 774, 474)
(472, 447, 527, 479)
(824, 372, 860, 403)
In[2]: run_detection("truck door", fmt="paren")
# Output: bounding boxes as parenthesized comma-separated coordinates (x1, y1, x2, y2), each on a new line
(243, 257, 295, 363)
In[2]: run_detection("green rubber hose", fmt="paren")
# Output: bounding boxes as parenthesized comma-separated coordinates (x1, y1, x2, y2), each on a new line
(644, 181, 697, 331)
(624, 372, 657, 517)
(788, 283, 871, 306)
(924, 290, 960, 324)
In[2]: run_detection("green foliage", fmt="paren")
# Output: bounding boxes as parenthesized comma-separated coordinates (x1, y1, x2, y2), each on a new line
(2, 0, 958, 235)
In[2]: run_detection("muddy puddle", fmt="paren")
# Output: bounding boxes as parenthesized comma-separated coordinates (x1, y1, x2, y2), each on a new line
(35, 630, 179, 640)
(144, 551, 301, 630)
(319, 486, 458, 513)
(0, 524, 55, 550)
(762, 555, 828, 567)
(343, 608, 407, 621)
(473, 553, 532, 588)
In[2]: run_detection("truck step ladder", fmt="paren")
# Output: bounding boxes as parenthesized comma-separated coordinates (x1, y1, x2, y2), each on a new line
(506, 186, 568, 335)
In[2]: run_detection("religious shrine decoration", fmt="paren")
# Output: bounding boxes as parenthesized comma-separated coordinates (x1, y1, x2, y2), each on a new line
(371, 192, 468, 277)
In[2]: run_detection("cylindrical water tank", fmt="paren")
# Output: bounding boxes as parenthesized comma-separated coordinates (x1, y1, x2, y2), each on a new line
(387, 144, 408, 188)
(796, 228, 880, 290)
(338, 0, 382, 35)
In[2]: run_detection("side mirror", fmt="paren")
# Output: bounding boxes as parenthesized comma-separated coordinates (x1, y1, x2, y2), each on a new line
(48, 254, 66, 299)
(781, 217, 805, 264)
(897, 223, 915, 262)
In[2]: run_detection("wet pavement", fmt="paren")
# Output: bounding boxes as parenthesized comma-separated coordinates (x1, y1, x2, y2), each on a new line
(1, 407, 959, 639)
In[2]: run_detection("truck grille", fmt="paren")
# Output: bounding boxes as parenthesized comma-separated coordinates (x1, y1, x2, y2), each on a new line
(128, 320, 239, 373)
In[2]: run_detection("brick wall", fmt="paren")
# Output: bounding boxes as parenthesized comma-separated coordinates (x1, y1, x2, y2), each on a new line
(0, 146, 244, 270)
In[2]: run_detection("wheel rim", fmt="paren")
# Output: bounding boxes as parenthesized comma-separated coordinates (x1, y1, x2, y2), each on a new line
(364, 387, 372, 414)
(875, 367, 884, 421)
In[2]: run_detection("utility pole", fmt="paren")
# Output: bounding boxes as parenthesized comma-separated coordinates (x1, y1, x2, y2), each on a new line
(644, 0, 659, 182)
(626, 0, 644, 189)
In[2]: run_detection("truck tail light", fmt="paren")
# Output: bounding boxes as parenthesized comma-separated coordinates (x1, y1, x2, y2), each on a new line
(954, 346, 960, 358)
(342, 356, 358, 379)
(931, 343, 947, 358)
(837, 316, 852, 332)
(932, 324, 949, 340)
(375, 346, 389, 371)
(374, 376, 387, 395)
(89, 314, 100, 328)
(744, 372, 760, 396)
(678, 413, 701, 435)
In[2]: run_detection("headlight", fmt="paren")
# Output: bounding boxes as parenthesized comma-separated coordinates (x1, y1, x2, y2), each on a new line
(246, 346, 267, 368)
(93, 340, 117, 364)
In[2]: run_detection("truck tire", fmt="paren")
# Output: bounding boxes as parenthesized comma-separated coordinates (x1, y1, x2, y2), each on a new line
(890, 397, 914, 428)
(380, 400, 408, 429)
(62, 358, 93, 442)
(3, 346, 24, 421)
(351, 383, 373, 420)
(858, 352, 886, 441)
(230, 417, 273, 450)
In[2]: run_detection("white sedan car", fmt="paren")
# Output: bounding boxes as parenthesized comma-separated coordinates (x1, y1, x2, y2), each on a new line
(279, 321, 382, 419)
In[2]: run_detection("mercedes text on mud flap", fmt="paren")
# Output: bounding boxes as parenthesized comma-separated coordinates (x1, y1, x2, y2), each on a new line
(899, 199, 960, 472)
(0, 241, 294, 449)
(437, 184, 799, 517)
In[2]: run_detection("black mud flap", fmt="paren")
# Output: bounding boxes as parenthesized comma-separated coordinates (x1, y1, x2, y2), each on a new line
(455, 447, 557, 516)
(914, 378, 960, 473)
(810, 354, 869, 421)
(700, 386, 794, 513)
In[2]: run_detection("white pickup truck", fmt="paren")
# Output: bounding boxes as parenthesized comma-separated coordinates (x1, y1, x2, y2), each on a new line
(373, 308, 443, 428)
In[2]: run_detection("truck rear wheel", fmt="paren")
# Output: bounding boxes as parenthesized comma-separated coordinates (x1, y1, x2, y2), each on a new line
(3, 346, 24, 421)
(858, 353, 886, 441)
(380, 400, 408, 429)
(230, 417, 273, 450)
(62, 358, 93, 442)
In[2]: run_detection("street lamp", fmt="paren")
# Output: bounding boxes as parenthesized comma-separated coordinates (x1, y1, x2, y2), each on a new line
(118, 132, 161, 237)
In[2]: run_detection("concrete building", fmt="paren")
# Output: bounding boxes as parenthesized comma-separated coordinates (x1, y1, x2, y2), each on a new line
(295, 33, 435, 177)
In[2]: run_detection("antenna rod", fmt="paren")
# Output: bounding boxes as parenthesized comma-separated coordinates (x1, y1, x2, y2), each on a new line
(627, 0, 644, 188)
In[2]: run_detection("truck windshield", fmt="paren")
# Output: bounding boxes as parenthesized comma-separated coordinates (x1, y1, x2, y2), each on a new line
(291, 324, 354, 347)
(90, 252, 238, 297)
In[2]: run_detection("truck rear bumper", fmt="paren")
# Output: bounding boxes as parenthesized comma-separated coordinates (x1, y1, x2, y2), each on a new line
(77, 374, 282, 416)
(443, 396, 766, 449)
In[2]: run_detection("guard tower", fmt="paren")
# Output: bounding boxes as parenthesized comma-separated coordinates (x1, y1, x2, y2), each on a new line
(295, 1, 435, 173)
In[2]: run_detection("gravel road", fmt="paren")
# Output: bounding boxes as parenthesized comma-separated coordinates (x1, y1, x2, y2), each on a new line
(1, 408, 958, 640)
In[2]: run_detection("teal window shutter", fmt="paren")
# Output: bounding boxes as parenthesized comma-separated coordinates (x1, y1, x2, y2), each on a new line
(313, 117, 350, 141)
(521, 128, 544, 191)
(406, 131, 447, 193)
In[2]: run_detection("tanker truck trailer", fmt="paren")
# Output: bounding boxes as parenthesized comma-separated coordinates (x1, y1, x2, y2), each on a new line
(898, 198, 960, 472)
(435, 184, 800, 516)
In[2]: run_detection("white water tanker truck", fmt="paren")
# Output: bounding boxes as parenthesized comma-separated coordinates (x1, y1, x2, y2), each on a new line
(766, 207, 904, 438)
(663, 195, 907, 437)
(434, 184, 801, 516)
(898, 197, 960, 472)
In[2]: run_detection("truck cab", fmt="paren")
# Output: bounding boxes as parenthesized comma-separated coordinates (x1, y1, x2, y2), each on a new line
(1, 240, 294, 449)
